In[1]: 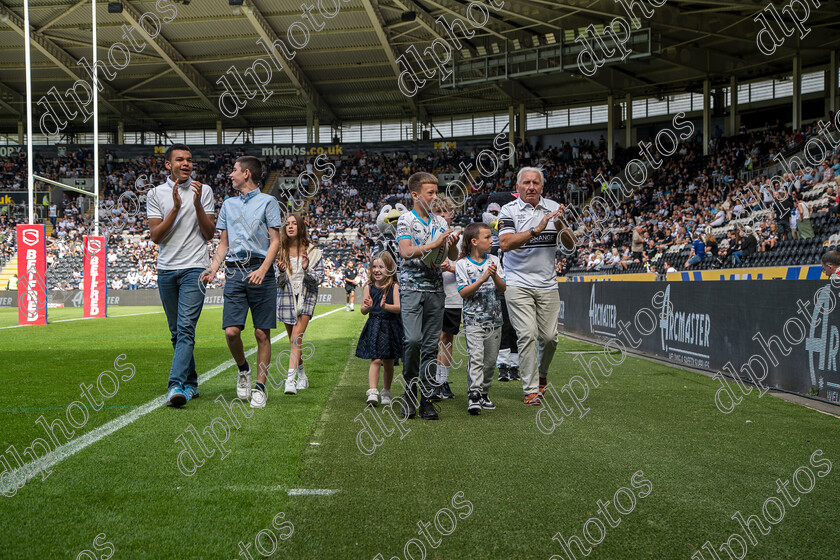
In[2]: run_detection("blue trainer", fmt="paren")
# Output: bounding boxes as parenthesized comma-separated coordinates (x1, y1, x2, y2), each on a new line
(184, 385, 200, 401)
(166, 385, 187, 408)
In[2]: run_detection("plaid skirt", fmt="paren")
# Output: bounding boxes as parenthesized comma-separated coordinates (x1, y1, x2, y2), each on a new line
(277, 284, 318, 325)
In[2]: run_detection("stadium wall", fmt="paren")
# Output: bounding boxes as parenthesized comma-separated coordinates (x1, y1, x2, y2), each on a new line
(557, 280, 840, 402)
(0, 288, 359, 309)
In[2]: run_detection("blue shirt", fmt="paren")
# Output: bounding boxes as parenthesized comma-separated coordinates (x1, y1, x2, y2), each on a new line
(217, 188, 284, 261)
(692, 239, 705, 257)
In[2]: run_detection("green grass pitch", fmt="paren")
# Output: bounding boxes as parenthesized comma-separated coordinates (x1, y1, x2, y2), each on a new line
(0, 305, 838, 559)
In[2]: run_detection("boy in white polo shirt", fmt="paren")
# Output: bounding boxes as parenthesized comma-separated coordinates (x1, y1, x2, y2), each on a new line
(147, 144, 216, 408)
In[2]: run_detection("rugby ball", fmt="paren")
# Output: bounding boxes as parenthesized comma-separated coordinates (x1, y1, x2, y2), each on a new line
(422, 227, 449, 268)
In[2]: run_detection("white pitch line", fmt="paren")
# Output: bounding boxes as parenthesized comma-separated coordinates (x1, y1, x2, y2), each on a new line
(0, 310, 167, 329)
(288, 489, 339, 496)
(5, 306, 345, 490)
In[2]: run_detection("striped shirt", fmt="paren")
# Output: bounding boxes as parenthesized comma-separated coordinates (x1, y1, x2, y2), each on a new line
(497, 196, 560, 289)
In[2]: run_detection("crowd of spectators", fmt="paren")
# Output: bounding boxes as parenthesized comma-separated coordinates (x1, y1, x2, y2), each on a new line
(1, 115, 839, 291)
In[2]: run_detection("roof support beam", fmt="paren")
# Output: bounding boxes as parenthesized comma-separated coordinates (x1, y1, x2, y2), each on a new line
(241, 1, 337, 124)
(0, 0, 150, 125)
(360, 0, 420, 117)
(0, 81, 22, 116)
(36, 0, 87, 33)
(119, 0, 219, 115)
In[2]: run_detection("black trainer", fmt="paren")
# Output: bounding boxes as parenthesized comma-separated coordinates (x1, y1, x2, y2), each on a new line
(441, 382, 455, 399)
(497, 364, 509, 382)
(508, 366, 520, 381)
(428, 384, 442, 402)
(418, 397, 439, 420)
(480, 394, 496, 410)
(468, 391, 482, 415)
(400, 390, 417, 419)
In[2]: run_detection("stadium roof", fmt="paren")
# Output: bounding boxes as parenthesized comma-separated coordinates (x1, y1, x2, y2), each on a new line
(0, 0, 838, 136)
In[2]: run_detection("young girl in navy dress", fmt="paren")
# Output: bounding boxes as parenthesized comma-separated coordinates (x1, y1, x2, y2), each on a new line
(356, 251, 402, 406)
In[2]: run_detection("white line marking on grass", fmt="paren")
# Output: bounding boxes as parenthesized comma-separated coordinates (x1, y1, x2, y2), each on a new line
(288, 489, 339, 496)
(6, 306, 345, 489)
(0, 310, 167, 329)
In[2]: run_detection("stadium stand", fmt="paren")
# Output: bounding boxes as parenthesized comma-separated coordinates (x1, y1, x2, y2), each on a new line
(1, 115, 840, 290)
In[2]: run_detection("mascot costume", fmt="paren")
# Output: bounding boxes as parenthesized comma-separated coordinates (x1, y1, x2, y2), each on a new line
(373, 201, 409, 270)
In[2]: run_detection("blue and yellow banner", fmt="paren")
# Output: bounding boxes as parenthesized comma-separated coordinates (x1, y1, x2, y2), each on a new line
(559, 265, 827, 282)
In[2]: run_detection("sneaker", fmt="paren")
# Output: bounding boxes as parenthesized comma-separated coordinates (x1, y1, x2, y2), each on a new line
(284, 373, 297, 395)
(350, 305, 354, 311)
(508, 366, 520, 381)
(400, 391, 417, 419)
(539, 377, 548, 396)
(480, 394, 496, 410)
(366, 388, 379, 406)
(468, 391, 482, 415)
(166, 385, 187, 408)
(428, 384, 442, 402)
(380, 388, 392, 406)
(524, 392, 541, 406)
(345, 304, 350, 311)
(418, 397, 439, 420)
(497, 364, 509, 382)
(296, 370, 309, 390)
(184, 385, 199, 401)
(250, 388, 267, 408)
(440, 382, 455, 399)
(236, 364, 252, 400)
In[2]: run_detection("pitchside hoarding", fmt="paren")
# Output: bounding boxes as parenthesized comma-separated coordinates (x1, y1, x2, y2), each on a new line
(83, 236, 107, 318)
(558, 280, 840, 400)
(15, 224, 47, 325)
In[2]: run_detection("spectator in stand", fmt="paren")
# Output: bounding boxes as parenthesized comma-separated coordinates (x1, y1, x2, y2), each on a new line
(705, 232, 720, 262)
(683, 232, 706, 268)
(772, 189, 794, 241)
(631, 225, 645, 262)
(111, 276, 123, 290)
(816, 186, 840, 216)
(740, 226, 758, 261)
(760, 223, 779, 252)
(723, 229, 743, 265)
(793, 191, 814, 239)
(126, 267, 139, 290)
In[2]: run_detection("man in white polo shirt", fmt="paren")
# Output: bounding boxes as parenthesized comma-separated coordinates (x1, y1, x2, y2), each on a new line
(147, 144, 216, 408)
(498, 167, 564, 406)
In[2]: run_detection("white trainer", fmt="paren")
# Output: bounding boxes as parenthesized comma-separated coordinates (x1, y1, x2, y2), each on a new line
(236, 364, 251, 400)
(380, 388, 392, 406)
(296, 369, 309, 390)
(366, 388, 379, 406)
(284, 373, 297, 395)
(250, 388, 266, 408)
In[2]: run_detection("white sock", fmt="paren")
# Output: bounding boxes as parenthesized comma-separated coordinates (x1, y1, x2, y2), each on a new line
(287, 368, 296, 379)
(509, 352, 519, 367)
(497, 348, 510, 367)
(439, 366, 449, 383)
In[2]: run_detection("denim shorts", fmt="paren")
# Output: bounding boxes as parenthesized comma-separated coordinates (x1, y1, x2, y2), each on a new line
(222, 265, 277, 330)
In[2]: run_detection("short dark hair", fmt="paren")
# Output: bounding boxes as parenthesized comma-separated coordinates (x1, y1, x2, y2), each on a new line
(408, 172, 438, 194)
(821, 250, 840, 267)
(236, 156, 263, 185)
(165, 144, 191, 162)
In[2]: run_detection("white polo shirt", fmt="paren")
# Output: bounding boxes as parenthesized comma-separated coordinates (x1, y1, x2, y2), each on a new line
(146, 178, 215, 270)
(498, 196, 560, 289)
